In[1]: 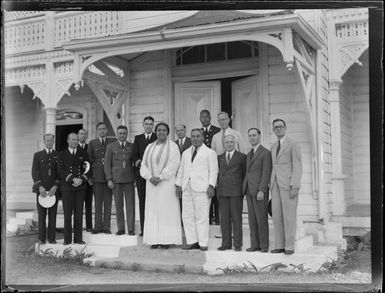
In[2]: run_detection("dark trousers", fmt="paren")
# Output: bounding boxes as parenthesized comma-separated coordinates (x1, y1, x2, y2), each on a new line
(135, 176, 146, 233)
(62, 190, 85, 243)
(219, 196, 243, 248)
(209, 194, 220, 223)
(93, 182, 112, 231)
(84, 184, 93, 229)
(36, 193, 58, 242)
(246, 189, 269, 250)
(114, 183, 135, 233)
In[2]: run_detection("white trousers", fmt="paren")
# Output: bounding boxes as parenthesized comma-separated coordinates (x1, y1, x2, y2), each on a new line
(182, 181, 211, 247)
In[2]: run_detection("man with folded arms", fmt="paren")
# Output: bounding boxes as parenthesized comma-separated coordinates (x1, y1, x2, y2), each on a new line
(57, 133, 91, 245)
(243, 128, 272, 253)
(176, 129, 218, 251)
(217, 135, 246, 252)
(32, 133, 61, 244)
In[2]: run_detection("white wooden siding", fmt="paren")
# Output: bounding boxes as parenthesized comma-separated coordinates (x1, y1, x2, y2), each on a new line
(267, 45, 317, 219)
(5, 87, 40, 204)
(351, 50, 370, 204)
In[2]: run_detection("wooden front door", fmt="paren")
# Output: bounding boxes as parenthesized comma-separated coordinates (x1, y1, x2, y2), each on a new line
(174, 81, 221, 136)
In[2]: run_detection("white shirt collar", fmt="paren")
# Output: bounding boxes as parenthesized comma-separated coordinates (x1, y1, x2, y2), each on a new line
(145, 133, 152, 139)
(68, 147, 77, 154)
(253, 144, 261, 152)
(99, 137, 105, 144)
(226, 149, 235, 158)
(203, 125, 211, 132)
(79, 142, 86, 148)
(45, 148, 53, 154)
(179, 136, 186, 144)
(279, 136, 287, 144)
(222, 127, 231, 135)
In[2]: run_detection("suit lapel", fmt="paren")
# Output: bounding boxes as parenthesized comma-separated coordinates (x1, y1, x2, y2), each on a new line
(248, 146, 263, 166)
(277, 139, 289, 160)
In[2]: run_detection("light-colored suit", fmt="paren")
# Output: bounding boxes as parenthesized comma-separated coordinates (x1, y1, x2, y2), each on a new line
(211, 127, 246, 155)
(176, 143, 219, 246)
(270, 136, 302, 251)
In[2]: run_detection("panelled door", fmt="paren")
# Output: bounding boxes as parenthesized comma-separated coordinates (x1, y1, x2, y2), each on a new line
(174, 81, 221, 136)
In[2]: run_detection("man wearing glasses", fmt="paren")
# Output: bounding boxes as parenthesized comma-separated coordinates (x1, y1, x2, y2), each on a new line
(269, 119, 302, 255)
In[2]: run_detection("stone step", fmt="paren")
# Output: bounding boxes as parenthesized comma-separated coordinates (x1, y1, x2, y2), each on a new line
(16, 211, 38, 221)
(8, 217, 33, 225)
(83, 232, 137, 246)
(84, 244, 338, 275)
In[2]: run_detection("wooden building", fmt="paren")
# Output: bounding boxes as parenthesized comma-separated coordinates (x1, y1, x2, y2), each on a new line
(4, 9, 370, 237)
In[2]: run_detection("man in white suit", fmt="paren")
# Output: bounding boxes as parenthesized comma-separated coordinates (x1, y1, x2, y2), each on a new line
(270, 119, 302, 255)
(176, 129, 219, 251)
(211, 112, 246, 156)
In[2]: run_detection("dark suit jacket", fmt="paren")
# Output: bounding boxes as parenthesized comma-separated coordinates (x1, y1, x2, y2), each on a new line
(104, 141, 135, 183)
(132, 133, 157, 176)
(201, 125, 220, 148)
(242, 145, 272, 195)
(31, 150, 60, 192)
(57, 148, 91, 192)
(175, 136, 192, 154)
(217, 150, 246, 197)
(87, 137, 115, 182)
(78, 143, 88, 151)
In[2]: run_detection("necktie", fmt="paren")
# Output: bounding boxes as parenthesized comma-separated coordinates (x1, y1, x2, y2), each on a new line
(101, 139, 105, 146)
(226, 152, 231, 164)
(121, 143, 125, 149)
(72, 150, 75, 156)
(146, 135, 150, 142)
(191, 147, 198, 162)
(221, 130, 226, 148)
(250, 148, 254, 158)
(276, 140, 281, 158)
(179, 139, 183, 150)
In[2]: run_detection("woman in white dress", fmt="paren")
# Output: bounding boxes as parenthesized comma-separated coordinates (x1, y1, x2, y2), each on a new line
(140, 122, 182, 249)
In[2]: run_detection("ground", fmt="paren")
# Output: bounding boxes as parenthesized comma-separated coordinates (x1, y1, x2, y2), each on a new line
(4, 232, 374, 291)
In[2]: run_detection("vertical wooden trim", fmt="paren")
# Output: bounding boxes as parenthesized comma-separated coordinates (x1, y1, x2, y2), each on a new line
(258, 43, 270, 147)
(163, 50, 174, 138)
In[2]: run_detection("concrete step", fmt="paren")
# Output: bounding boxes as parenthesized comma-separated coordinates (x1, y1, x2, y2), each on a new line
(8, 217, 33, 225)
(84, 243, 338, 275)
(83, 232, 137, 246)
(16, 211, 38, 221)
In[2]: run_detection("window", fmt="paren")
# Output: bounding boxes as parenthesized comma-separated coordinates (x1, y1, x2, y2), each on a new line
(176, 41, 258, 66)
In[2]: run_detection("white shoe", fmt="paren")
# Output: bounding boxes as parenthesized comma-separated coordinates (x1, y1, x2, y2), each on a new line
(215, 232, 222, 238)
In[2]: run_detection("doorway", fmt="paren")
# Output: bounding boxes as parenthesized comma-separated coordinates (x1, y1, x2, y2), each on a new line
(55, 124, 83, 152)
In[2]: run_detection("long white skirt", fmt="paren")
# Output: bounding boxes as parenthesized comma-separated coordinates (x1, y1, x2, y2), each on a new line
(143, 178, 182, 245)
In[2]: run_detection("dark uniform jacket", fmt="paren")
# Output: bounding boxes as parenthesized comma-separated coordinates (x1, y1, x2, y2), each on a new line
(175, 136, 192, 154)
(57, 147, 91, 192)
(217, 150, 246, 197)
(87, 137, 115, 182)
(104, 141, 135, 183)
(201, 125, 220, 148)
(32, 149, 60, 193)
(132, 133, 157, 175)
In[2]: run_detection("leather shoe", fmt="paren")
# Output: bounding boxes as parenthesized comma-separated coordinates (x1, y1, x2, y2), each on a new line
(48, 240, 57, 244)
(234, 247, 242, 251)
(160, 245, 170, 249)
(103, 230, 111, 234)
(150, 244, 160, 249)
(261, 248, 269, 253)
(246, 247, 260, 252)
(214, 220, 220, 225)
(91, 229, 102, 234)
(86, 228, 92, 232)
(217, 246, 231, 251)
(115, 230, 125, 235)
(128, 231, 135, 236)
(200, 246, 208, 251)
(63, 242, 70, 245)
(270, 248, 285, 253)
(139, 232, 143, 237)
(284, 250, 295, 255)
(182, 242, 200, 250)
(74, 241, 86, 244)
(38, 240, 45, 244)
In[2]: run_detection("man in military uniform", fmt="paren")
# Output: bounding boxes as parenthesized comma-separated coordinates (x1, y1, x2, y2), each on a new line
(87, 122, 115, 234)
(78, 128, 93, 231)
(199, 109, 221, 225)
(31, 134, 61, 244)
(57, 133, 91, 245)
(104, 125, 135, 235)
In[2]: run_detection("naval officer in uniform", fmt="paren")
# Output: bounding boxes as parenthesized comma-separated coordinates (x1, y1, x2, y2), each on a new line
(57, 133, 91, 245)
(31, 133, 61, 244)
(104, 125, 136, 235)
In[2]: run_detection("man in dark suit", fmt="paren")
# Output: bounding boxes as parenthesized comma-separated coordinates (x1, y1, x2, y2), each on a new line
(270, 119, 302, 255)
(199, 109, 221, 225)
(243, 128, 272, 253)
(78, 128, 92, 232)
(57, 133, 91, 245)
(217, 134, 246, 251)
(32, 133, 61, 244)
(105, 125, 136, 235)
(87, 122, 115, 234)
(175, 124, 192, 154)
(132, 116, 156, 236)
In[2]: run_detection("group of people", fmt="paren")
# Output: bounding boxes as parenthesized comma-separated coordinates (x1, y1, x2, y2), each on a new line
(32, 109, 302, 254)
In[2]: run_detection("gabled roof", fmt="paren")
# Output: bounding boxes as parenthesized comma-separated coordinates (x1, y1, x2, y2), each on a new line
(141, 10, 294, 32)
